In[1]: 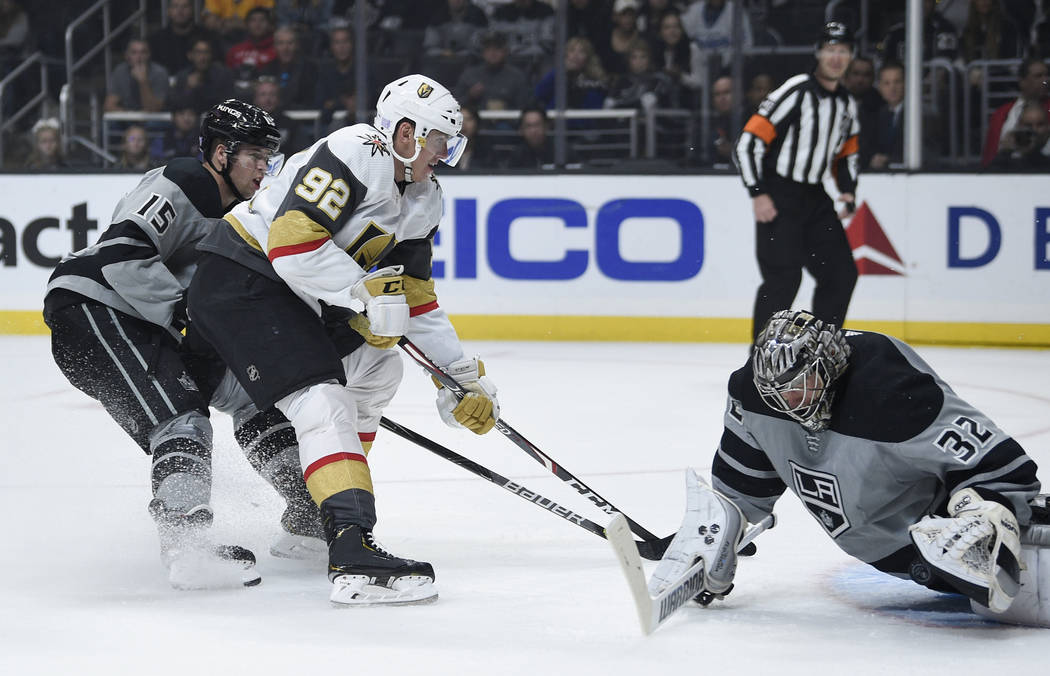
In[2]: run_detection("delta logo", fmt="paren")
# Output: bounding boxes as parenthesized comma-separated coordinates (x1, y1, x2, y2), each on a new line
(845, 201, 905, 276)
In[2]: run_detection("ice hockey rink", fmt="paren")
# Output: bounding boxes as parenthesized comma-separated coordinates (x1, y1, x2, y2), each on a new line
(2, 335, 1048, 674)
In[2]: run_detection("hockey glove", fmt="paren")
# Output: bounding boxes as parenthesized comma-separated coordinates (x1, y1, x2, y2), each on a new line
(434, 357, 500, 435)
(909, 488, 1022, 612)
(348, 313, 401, 350)
(648, 469, 746, 603)
(349, 266, 408, 338)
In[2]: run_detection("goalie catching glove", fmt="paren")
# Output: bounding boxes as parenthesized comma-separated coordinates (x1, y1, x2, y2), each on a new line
(648, 468, 746, 605)
(909, 488, 1023, 612)
(349, 266, 408, 343)
(434, 357, 499, 435)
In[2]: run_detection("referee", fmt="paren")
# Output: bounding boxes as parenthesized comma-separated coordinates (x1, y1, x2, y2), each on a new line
(734, 21, 860, 340)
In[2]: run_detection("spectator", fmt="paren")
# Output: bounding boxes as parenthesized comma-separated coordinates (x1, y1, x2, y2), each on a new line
(105, 38, 170, 113)
(259, 26, 317, 109)
(275, 0, 335, 45)
(707, 73, 734, 165)
(149, 0, 216, 75)
(649, 10, 703, 101)
(423, 0, 489, 58)
(843, 55, 882, 118)
(988, 101, 1050, 171)
(252, 75, 304, 153)
(226, 7, 277, 98)
(745, 72, 773, 114)
(0, 0, 28, 60)
(568, 0, 612, 48)
(864, 61, 905, 170)
(960, 0, 1023, 63)
(983, 58, 1050, 165)
(315, 25, 354, 115)
(491, 0, 555, 61)
(453, 30, 530, 111)
(160, 104, 202, 160)
(605, 39, 679, 110)
(203, 0, 275, 42)
(116, 124, 154, 170)
(447, 104, 492, 170)
(880, 0, 959, 63)
(535, 36, 609, 111)
(680, 0, 755, 90)
(638, 0, 684, 38)
(23, 118, 68, 170)
(599, 0, 644, 77)
(172, 38, 236, 114)
(324, 83, 358, 135)
(503, 106, 558, 169)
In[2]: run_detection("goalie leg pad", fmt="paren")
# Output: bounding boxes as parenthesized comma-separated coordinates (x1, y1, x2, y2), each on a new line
(647, 468, 745, 597)
(971, 528, 1050, 628)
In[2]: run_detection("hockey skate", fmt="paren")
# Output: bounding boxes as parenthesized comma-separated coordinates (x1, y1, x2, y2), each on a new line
(327, 525, 438, 606)
(149, 499, 261, 590)
(269, 500, 327, 560)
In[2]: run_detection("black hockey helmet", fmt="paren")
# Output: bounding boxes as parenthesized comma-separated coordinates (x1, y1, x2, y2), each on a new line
(199, 99, 281, 158)
(817, 21, 853, 50)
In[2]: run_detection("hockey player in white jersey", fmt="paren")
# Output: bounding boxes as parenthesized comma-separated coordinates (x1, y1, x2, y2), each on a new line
(43, 100, 325, 589)
(650, 310, 1049, 627)
(186, 74, 499, 605)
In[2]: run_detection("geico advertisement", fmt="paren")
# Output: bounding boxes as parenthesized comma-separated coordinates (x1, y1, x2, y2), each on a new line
(0, 173, 1047, 323)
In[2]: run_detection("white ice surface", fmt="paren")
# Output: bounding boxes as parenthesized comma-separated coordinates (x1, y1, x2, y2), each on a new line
(2, 336, 1049, 675)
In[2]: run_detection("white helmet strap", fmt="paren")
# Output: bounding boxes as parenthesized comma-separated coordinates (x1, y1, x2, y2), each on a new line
(391, 120, 422, 181)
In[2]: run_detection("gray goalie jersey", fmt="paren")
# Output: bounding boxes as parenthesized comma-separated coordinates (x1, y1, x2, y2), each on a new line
(44, 159, 228, 332)
(712, 331, 1040, 575)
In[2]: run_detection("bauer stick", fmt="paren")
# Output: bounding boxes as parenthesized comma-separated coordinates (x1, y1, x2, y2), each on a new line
(398, 338, 673, 556)
(380, 415, 669, 560)
(607, 511, 776, 635)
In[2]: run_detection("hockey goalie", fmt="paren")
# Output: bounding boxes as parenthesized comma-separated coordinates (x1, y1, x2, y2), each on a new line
(646, 310, 1049, 629)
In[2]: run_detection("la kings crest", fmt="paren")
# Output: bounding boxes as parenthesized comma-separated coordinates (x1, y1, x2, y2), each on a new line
(789, 461, 851, 537)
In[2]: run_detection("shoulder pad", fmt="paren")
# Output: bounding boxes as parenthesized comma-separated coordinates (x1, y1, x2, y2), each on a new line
(326, 124, 395, 196)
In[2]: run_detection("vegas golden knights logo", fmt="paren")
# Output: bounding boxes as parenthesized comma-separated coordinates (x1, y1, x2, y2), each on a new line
(345, 221, 396, 269)
(417, 82, 434, 98)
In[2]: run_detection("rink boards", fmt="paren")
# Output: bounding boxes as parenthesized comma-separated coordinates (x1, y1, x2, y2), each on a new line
(1, 172, 1047, 345)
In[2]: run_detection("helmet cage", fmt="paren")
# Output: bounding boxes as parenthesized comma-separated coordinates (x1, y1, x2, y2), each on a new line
(752, 311, 850, 431)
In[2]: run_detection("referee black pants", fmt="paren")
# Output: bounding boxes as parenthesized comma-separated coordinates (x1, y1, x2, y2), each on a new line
(751, 178, 858, 339)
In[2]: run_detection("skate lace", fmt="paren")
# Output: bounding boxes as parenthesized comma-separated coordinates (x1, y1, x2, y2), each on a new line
(362, 530, 392, 557)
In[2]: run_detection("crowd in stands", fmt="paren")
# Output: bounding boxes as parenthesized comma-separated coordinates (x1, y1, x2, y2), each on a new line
(2, 0, 1049, 171)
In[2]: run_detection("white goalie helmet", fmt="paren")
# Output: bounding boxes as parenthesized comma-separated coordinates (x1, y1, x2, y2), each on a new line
(373, 74, 467, 168)
(752, 310, 851, 432)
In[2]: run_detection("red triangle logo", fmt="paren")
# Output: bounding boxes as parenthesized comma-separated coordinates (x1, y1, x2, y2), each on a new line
(845, 202, 904, 276)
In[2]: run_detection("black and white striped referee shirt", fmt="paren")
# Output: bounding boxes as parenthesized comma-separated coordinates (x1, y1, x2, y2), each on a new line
(734, 73, 860, 197)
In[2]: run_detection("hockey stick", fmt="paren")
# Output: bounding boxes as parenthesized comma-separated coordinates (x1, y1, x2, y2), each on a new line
(379, 415, 667, 560)
(607, 512, 776, 635)
(398, 338, 673, 556)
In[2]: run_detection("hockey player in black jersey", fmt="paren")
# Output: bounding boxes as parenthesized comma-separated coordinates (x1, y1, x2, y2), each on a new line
(649, 310, 1049, 627)
(42, 100, 324, 589)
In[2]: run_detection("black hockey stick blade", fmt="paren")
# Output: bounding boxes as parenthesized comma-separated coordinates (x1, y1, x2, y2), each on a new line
(397, 338, 664, 545)
(379, 416, 669, 560)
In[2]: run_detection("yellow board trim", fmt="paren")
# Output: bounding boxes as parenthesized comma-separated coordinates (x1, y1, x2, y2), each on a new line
(6, 311, 1049, 347)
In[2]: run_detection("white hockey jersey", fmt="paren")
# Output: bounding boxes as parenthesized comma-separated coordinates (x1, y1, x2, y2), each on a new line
(197, 123, 466, 367)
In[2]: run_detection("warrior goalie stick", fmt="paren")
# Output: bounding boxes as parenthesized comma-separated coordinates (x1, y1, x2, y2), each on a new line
(398, 338, 673, 557)
(379, 415, 668, 560)
(607, 512, 776, 635)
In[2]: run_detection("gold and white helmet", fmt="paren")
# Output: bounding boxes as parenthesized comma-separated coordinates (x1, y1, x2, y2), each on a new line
(373, 74, 467, 168)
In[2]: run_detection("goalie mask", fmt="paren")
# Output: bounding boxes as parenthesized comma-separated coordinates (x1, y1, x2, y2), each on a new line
(373, 74, 467, 171)
(752, 310, 851, 432)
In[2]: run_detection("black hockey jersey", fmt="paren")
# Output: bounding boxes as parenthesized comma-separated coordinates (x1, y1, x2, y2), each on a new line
(712, 330, 1040, 574)
(44, 159, 229, 334)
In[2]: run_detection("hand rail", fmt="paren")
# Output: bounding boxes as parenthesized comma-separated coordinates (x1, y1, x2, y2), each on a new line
(0, 51, 50, 168)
